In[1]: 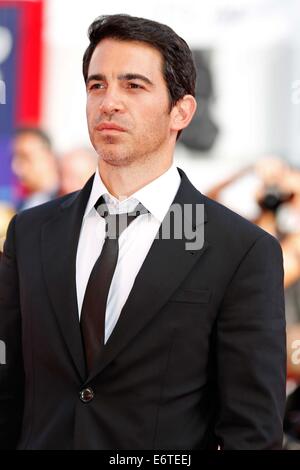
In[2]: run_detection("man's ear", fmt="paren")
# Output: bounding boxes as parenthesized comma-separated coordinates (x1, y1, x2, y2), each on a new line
(170, 95, 197, 133)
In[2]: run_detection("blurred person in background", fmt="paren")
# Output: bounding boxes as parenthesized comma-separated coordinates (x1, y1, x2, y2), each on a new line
(206, 156, 300, 289)
(12, 127, 59, 211)
(59, 147, 97, 196)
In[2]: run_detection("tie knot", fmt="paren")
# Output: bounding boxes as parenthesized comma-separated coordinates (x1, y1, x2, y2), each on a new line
(95, 196, 149, 238)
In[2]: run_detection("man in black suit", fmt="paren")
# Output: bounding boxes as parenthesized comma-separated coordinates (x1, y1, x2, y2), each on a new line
(0, 14, 286, 450)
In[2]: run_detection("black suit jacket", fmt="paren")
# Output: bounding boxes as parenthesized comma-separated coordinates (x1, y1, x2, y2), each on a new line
(0, 168, 286, 450)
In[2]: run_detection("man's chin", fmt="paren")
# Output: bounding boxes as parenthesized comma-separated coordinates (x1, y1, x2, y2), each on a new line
(99, 152, 135, 167)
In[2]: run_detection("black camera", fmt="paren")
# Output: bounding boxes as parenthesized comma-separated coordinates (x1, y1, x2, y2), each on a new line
(258, 186, 294, 212)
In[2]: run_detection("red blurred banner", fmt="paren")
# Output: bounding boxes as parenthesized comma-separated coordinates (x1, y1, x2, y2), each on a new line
(0, 0, 44, 123)
(0, 0, 44, 201)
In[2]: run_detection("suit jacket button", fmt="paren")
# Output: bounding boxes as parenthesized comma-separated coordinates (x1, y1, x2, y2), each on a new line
(79, 387, 94, 403)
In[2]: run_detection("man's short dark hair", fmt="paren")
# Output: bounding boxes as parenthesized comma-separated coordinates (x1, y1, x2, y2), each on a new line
(15, 126, 52, 150)
(83, 14, 196, 111)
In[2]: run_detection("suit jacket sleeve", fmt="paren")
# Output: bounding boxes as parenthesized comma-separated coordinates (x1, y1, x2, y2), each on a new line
(0, 215, 24, 449)
(214, 233, 286, 449)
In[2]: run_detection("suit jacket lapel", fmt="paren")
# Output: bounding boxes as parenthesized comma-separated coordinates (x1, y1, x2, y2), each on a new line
(87, 169, 209, 383)
(41, 175, 94, 381)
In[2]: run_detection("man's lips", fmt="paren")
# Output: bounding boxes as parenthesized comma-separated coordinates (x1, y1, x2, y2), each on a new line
(96, 123, 126, 132)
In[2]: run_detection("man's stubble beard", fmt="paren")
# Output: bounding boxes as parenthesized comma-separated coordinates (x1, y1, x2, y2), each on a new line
(95, 129, 168, 168)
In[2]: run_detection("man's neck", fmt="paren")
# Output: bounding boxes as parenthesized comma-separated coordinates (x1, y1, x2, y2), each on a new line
(98, 158, 173, 200)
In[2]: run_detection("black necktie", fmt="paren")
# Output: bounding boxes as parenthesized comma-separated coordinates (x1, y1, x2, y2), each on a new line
(80, 196, 148, 373)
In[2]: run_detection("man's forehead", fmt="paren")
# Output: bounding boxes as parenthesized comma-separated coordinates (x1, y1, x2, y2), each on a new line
(88, 38, 164, 76)
(15, 133, 39, 145)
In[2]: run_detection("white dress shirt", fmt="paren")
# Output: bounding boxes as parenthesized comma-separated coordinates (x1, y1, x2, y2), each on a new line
(76, 164, 181, 343)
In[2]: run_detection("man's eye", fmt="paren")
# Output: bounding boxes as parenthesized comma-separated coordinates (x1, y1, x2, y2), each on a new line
(89, 83, 104, 91)
(128, 83, 143, 89)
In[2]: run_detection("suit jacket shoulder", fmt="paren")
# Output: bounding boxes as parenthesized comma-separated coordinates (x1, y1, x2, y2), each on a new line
(201, 191, 281, 253)
(16, 190, 80, 227)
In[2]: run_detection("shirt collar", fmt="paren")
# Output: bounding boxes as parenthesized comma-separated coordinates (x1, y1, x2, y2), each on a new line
(83, 163, 181, 223)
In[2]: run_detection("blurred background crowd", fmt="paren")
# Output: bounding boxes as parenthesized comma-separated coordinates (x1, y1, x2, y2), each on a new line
(1, 0, 300, 449)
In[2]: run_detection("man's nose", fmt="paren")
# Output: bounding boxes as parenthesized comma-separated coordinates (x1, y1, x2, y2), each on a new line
(98, 86, 124, 115)
(11, 156, 22, 177)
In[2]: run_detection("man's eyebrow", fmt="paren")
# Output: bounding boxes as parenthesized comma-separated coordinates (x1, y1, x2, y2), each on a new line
(86, 74, 105, 85)
(86, 73, 154, 87)
(118, 73, 154, 86)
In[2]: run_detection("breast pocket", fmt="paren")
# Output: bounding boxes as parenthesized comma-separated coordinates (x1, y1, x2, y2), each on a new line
(165, 288, 212, 351)
(169, 288, 211, 304)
